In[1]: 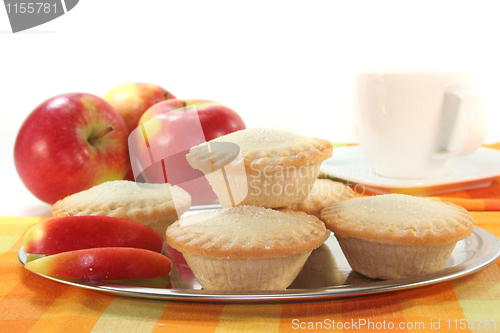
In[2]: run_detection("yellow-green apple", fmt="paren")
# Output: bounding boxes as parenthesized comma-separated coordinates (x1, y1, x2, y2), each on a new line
(104, 82, 176, 133)
(103, 82, 176, 180)
(14, 93, 129, 204)
(132, 99, 245, 205)
(24, 216, 165, 255)
(24, 247, 172, 280)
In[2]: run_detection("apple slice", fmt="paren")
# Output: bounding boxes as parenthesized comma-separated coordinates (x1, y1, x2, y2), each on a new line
(24, 247, 172, 280)
(24, 216, 164, 255)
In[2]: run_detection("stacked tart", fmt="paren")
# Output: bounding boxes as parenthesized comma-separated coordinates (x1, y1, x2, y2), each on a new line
(185, 127, 334, 208)
(167, 128, 352, 290)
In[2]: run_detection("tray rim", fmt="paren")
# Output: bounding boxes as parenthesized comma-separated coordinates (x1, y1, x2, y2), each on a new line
(18, 225, 500, 303)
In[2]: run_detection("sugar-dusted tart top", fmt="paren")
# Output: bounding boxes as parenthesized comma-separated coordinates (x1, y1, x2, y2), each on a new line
(284, 179, 355, 216)
(166, 205, 326, 259)
(320, 194, 474, 246)
(51, 180, 191, 224)
(186, 127, 333, 173)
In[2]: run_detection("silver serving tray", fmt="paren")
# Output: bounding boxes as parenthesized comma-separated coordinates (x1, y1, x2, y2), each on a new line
(18, 209, 500, 303)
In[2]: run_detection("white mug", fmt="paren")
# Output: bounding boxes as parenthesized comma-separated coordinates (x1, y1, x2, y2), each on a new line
(353, 70, 488, 179)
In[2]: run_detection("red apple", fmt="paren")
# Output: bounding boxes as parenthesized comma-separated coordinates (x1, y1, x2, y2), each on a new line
(24, 216, 165, 255)
(24, 247, 172, 280)
(103, 82, 176, 134)
(131, 99, 246, 205)
(103, 82, 176, 180)
(14, 93, 129, 204)
(138, 99, 245, 142)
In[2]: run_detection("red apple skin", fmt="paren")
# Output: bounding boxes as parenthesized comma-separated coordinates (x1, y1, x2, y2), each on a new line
(135, 99, 246, 205)
(24, 247, 172, 280)
(103, 83, 176, 181)
(14, 93, 129, 204)
(103, 83, 176, 134)
(139, 99, 245, 145)
(24, 216, 165, 255)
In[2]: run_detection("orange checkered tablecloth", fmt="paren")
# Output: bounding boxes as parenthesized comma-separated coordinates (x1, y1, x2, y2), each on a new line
(1, 145, 500, 333)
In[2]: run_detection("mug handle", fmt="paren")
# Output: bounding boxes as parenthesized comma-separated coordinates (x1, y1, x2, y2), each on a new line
(433, 86, 488, 160)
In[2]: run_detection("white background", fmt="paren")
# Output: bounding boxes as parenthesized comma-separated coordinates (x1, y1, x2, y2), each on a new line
(1, 0, 499, 216)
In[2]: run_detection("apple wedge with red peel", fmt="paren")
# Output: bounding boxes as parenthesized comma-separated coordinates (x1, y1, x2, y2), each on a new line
(24, 216, 165, 255)
(24, 247, 172, 280)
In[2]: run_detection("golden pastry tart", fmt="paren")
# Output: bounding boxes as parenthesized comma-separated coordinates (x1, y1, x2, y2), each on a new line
(320, 193, 474, 280)
(166, 206, 326, 290)
(284, 179, 355, 216)
(51, 180, 191, 239)
(186, 128, 333, 208)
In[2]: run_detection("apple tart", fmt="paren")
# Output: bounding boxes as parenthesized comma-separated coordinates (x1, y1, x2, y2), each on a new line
(186, 128, 333, 208)
(284, 179, 355, 217)
(166, 206, 326, 290)
(320, 194, 474, 280)
(51, 180, 191, 240)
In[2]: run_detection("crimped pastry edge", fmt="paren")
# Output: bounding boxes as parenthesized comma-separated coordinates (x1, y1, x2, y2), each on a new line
(284, 179, 356, 216)
(50, 182, 192, 227)
(166, 208, 326, 259)
(186, 129, 333, 173)
(320, 196, 474, 246)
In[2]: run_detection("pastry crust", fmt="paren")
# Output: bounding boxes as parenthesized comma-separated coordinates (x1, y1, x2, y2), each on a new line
(320, 194, 474, 280)
(186, 128, 333, 173)
(206, 161, 322, 208)
(166, 206, 326, 259)
(320, 194, 473, 246)
(335, 235, 457, 280)
(51, 180, 191, 238)
(182, 253, 311, 290)
(186, 128, 333, 208)
(166, 205, 326, 290)
(284, 179, 355, 216)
